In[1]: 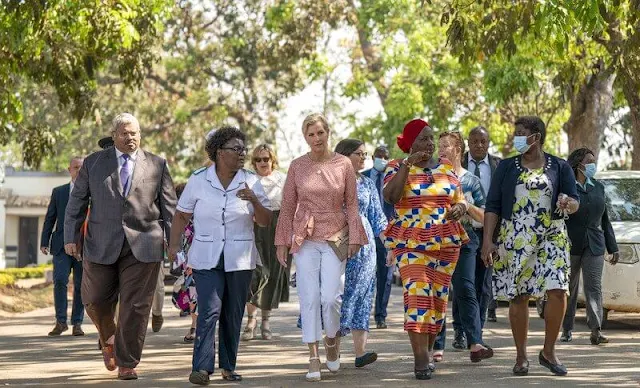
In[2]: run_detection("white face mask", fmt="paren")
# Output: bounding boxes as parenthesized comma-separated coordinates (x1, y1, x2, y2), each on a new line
(373, 158, 388, 172)
(513, 134, 536, 154)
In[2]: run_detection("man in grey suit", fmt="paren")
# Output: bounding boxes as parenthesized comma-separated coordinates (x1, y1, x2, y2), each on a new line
(64, 113, 176, 381)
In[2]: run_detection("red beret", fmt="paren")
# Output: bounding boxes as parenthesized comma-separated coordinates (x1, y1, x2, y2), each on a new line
(397, 119, 429, 153)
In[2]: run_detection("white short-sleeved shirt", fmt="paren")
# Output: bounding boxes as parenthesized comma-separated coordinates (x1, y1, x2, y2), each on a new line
(176, 165, 271, 271)
(259, 170, 286, 211)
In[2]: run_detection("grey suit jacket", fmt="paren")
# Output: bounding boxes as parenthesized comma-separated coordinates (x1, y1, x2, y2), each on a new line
(64, 148, 177, 265)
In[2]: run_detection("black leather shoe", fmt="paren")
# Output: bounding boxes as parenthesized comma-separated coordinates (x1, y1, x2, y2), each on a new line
(487, 309, 497, 322)
(590, 331, 609, 345)
(376, 321, 388, 329)
(414, 368, 432, 380)
(355, 352, 378, 368)
(512, 360, 529, 376)
(560, 331, 572, 342)
(452, 330, 466, 350)
(539, 351, 568, 376)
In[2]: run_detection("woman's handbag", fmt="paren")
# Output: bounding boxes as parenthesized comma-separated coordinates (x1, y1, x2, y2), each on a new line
(327, 225, 350, 261)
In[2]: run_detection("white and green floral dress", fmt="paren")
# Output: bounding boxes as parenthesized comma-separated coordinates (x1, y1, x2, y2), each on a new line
(493, 168, 570, 300)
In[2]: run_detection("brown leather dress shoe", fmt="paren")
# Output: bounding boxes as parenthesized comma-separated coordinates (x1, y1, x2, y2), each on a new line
(151, 314, 164, 333)
(48, 322, 68, 336)
(101, 344, 117, 371)
(118, 367, 138, 380)
(470, 346, 494, 363)
(72, 324, 85, 336)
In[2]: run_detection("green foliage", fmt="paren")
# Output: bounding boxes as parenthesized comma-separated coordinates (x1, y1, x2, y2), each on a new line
(8, 0, 336, 180)
(443, 0, 640, 162)
(0, 0, 172, 167)
(322, 0, 569, 156)
(0, 274, 14, 287)
(0, 265, 52, 286)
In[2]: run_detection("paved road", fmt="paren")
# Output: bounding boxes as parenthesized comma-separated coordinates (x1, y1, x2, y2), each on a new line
(1, 285, 639, 387)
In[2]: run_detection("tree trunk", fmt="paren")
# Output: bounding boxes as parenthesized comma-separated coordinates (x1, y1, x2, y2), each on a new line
(346, 0, 388, 106)
(620, 70, 640, 170)
(563, 65, 616, 160)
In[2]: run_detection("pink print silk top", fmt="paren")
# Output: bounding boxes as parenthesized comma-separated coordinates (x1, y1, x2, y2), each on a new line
(274, 153, 368, 253)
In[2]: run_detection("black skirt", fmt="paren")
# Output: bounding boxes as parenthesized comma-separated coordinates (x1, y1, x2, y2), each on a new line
(248, 210, 291, 310)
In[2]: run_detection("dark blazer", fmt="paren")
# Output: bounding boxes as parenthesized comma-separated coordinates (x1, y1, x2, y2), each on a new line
(461, 152, 501, 175)
(485, 153, 579, 221)
(565, 179, 618, 256)
(64, 148, 177, 265)
(362, 167, 394, 220)
(41, 183, 71, 256)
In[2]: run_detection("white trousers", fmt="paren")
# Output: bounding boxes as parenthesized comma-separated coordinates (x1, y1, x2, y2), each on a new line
(294, 240, 346, 344)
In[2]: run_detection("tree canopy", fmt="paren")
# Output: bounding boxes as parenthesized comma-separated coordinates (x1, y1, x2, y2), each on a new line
(2, 0, 639, 172)
(0, 0, 171, 167)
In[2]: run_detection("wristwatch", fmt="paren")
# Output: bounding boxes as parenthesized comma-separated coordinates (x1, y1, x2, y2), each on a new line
(401, 157, 412, 167)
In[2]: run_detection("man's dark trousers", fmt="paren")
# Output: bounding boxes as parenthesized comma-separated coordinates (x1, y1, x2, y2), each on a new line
(53, 252, 84, 325)
(374, 238, 393, 325)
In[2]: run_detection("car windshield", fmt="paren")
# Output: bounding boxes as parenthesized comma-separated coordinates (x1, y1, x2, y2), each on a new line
(600, 178, 640, 222)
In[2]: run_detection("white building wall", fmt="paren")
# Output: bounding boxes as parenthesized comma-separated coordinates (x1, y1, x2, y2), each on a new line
(1, 172, 69, 268)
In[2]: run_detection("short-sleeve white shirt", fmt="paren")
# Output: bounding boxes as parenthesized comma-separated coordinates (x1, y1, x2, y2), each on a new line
(177, 165, 271, 271)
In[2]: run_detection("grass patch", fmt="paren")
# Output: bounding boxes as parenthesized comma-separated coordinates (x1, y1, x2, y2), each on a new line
(0, 283, 55, 313)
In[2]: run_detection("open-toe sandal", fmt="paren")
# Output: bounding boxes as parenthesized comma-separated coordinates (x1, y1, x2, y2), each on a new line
(184, 327, 196, 343)
(306, 357, 321, 382)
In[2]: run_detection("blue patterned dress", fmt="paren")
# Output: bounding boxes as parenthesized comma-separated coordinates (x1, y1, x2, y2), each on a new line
(339, 175, 387, 335)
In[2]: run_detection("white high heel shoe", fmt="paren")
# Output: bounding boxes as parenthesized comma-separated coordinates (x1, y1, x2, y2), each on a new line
(306, 357, 321, 382)
(324, 337, 341, 373)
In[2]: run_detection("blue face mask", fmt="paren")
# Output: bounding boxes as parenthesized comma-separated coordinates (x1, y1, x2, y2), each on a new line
(583, 163, 597, 179)
(373, 157, 388, 172)
(513, 135, 531, 154)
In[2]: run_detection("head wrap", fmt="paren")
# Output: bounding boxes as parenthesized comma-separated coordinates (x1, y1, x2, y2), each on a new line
(397, 119, 429, 153)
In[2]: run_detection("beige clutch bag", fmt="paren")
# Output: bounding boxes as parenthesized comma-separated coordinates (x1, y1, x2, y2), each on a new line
(327, 225, 350, 261)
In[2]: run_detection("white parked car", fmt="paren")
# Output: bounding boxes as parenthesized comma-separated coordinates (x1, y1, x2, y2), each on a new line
(537, 171, 640, 324)
(592, 171, 640, 321)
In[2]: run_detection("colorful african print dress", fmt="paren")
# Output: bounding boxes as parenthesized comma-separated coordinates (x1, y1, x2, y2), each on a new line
(493, 168, 570, 300)
(383, 159, 469, 334)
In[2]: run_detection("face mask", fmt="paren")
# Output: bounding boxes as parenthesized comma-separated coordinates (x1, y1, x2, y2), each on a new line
(513, 135, 533, 154)
(373, 158, 388, 172)
(583, 163, 597, 179)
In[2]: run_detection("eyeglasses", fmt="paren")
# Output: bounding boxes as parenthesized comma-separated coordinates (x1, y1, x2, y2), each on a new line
(353, 151, 368, 159)
(221, 146, 248, 155)
(253, 157, 271, 163)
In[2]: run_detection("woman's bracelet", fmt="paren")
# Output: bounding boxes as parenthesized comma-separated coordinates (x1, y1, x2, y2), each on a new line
(455, 202, 468, 213)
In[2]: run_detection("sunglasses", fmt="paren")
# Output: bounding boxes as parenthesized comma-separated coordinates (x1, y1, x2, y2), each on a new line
(253, 157, 271, 163)
(221, 146, 248, 155)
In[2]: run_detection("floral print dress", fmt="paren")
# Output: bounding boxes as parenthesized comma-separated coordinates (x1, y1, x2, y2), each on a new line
(172, 220, 198, 313)
(494, 168, 571, 300)
(339, 175, 388, 335)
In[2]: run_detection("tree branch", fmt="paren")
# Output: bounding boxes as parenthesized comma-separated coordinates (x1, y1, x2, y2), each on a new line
(147, 73, 187, 98)
(142, 102, 216, 132)
(97, 75, 124, 85)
